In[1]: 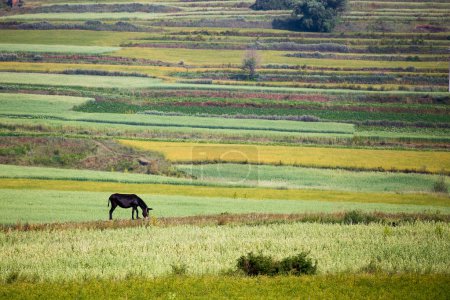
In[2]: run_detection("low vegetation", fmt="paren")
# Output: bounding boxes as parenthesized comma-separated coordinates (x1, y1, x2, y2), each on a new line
(237, 251, 317, 276)
(0, 137, 178, 175)
(0, 222, 448, 281)
(1, 274, 448, 300)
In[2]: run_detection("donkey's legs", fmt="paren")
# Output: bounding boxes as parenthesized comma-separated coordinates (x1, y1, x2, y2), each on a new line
(132, 207, 140, 220)
(109, 203, 117, 220)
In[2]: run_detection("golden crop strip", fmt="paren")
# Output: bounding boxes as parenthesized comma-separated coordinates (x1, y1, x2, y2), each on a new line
(0, 178, 447, 207)
(118, 140, 450, 174)
(0, 62, 184, 79)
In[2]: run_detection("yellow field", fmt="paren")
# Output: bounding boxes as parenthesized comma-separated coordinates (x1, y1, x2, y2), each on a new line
(0, 178, 447, 206)
(0, 62, 184, 80)
(112, 47, 445, 69)
(119, 140, 450, 173)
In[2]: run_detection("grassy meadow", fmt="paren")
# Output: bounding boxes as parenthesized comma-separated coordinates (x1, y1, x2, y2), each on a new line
(3, 188, 448, 224)
(1, 222, 448, 280)
(1, 274, 449, 300)
(0, 0, 449, 298)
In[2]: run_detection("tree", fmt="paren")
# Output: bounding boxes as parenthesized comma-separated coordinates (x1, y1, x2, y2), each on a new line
(241, 50, 260, 80)
(273, 0, 347, 32)
(293, 0, 336, 32)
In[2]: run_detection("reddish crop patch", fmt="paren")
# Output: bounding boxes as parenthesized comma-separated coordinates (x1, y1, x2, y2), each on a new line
(2, 211, 448, 232)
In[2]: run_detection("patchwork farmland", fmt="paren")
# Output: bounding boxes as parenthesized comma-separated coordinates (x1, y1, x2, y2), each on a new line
(0, 0, 449, 298)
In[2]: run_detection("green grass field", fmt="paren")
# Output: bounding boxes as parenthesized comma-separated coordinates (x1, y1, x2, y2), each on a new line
(0, 92, 355, 140)
(2, 163, 446, 193)
(0, 72, 163, 88)
(1, 274, 449, 300)
(0, 43, 120, 54)
(176, 163, 448, 192)
(1, 178, 448, 215)
(0, 29, 147, 46)
(3, 188, 447, 224)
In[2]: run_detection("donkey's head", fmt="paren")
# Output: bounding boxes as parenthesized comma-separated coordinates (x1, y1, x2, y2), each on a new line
(143, 207, 153, 219)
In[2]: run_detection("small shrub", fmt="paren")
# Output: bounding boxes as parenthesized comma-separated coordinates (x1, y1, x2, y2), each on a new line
(5, 270, 20, 284)
(360, 259, 382, 274)
(170, 263, 188, 276)
(343, 210, 365, 224)
(237, 252, 317, 276)
(432, 175, 448, 194)
(237, 252, 277, 276)
(278, 252, 317, 275)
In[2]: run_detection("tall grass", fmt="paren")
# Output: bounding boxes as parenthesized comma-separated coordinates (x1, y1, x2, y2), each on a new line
(0, 222, 448, 281)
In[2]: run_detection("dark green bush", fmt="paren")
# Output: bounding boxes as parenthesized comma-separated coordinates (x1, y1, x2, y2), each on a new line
(170, 263, 188, 276)
(250, 0, 294, 10)
(237, 252, 317, 276)
(278, 252, 317, 275)
(343, 210, 377, 225)
(433, 175, 448, 194)
(273, 0, 347, 32)
(237, 252, 277, 276)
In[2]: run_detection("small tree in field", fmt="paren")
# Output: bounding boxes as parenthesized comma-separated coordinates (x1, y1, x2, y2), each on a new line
(241, 50, 260, 80)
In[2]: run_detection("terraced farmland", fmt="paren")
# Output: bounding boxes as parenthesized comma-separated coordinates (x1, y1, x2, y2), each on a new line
(0, 0, 449, 298)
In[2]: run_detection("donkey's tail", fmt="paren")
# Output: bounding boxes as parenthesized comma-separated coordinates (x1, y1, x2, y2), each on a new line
(107, 197, 110, 207)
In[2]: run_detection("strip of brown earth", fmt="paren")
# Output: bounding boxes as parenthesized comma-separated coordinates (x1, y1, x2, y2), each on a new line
(2, 211, 449, 232)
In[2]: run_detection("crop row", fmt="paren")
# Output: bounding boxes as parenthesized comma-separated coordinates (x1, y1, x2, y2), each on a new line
(125, 40, 450, 54)
(176, 163, 448, 193)
(76, 100, 450, 126)
(118, 140, 450, 174)
(5, 83, 448, 104)
(1, 179, 447, 209)
(1, 61, 446, 92)
(112, 47, 446, 69)
(1, 162, 446, 194)
(0, 91, 447, 147)
(0, 92, 355, 135)
(173, 71, 447, 86)
(6, 71, 447, 95)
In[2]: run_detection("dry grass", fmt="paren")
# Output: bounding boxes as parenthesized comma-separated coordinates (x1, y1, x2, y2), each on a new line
(2, 211, 449, 232)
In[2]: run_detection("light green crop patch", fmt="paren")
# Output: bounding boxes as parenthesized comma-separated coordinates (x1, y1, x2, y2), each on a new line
(0, 43, 120, 54)
(0, 72, 163, 88)
(0, 92, 91, 114)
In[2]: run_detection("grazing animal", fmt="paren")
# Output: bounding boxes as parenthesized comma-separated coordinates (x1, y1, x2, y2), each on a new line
(108, 193, 153, 220)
